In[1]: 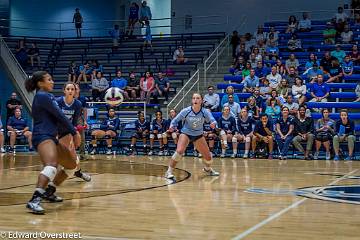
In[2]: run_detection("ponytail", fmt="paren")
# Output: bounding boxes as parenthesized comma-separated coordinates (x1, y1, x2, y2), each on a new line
(25, 71, 48, 92)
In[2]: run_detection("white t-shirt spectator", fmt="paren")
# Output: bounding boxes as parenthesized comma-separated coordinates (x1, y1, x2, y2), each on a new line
(173, 49, 184, 61)
(335, 12, 348, 22)
(341, 31, 353, 43)
(291, 85, 307, 99)
(285, 59, 300, 69)
(298, 19, 311, 29)
(266, 73, 282, 89)
(204, 93, 220, 110)
(223, 102, 241, 117)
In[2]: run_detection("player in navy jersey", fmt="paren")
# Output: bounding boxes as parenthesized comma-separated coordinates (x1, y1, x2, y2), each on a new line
(25, 71, 79, 214)
(149, 110, 167, 156)
(74, 83, 88, 159)
(56, 82, 91, 182)
(165, 93, 220, 181)
(129, 111, 150, 155)
(203, 121, 217, 153)
(90, 108, 120, 155)
(217, 106, 237, 158)
(235, 108, 255, 158)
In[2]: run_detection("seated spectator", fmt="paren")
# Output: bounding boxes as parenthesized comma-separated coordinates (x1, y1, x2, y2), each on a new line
(7, 108, 33, 153)
(6, 92, 23, 122)
(291, 77, 307, 105)
(275, 59, 286, 76)
(284, 66, 298, 85)
(283, 95, 299, 116)
(221, 86, 240, 107)
(275, 107, 294, 160)
(254, 61, 269, 81)
(298, 12, 312, 32)
(252, 88, 264, 112)
(140, 71, 155, 104)
(331, 44, 346, 63)
(15, 40, 28, 68)
(260, 78, 271, 99)
(341, 25, 353, 43)
(252, 47, 263, 63)
(285, 54, 300, 73)
(266, 33, 278, 49)
(334, 6, 349, 33)
(91, 71, 109, 101)
(245, 96, 260, 120)
(243, 69, 259, 93)
(252, 114, 274, 159)
(27, 43, 40, 68)
(231, 56, 246, 75)
(244, 32, 256, 52)
(218, 106, 237, 158)
(129, 111, 150, 155)
(276, 79, 290, 104)
(326, 59, 343, 83)
(267, 27, 279, 46)
(305, 53, 320, 70)
(0, 118, 4, 153)
(231, 31, 240, 58)
(68, 61, 79, 82)
(149, 111, 167, 156)
(314, 108, 335, 160)
(265, 98, 281, 121)
(173, 46, 188, 64)
(254, 25, 267, 47)
(287, 33, 302, 52)
(125, 72, 140, 101)
(350, 44, 360, 65)
(78, 61, 93, 83)
(236, 44, 250, 61)
(310, 74, 330, 111)
(323, 22, 337, 45)
(333, 109, 355, 161)
(248, 53, 258, 69)
(320, 51, 337, 73)
(268, 89, 282, 106)
(92, 60, 104, 74)
(111, 70, 129, 100)
(355, 81, 360, 102)
(90, 108, 120, 155)
(303, 63, 324, 83)
(204, 85, 220, 112)
(292, 105, 314, 159)
(265, 40, 279, 60)
(342, 55, 354, 76)
(242, 62, 252, 80)
(223, 94, 241, 117)
(286, 15, 298, 33)
(266, 66, 282, 89)
(235, 108, 255, 158)
(153, 71, 170, 104)
(109, 24, 120, 52)
(139, 0, 152, 26)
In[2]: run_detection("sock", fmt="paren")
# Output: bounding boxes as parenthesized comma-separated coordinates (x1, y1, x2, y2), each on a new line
(222, 149, 226, 154)
(130, 144, 134, 147)
(245, 150, 249, 154)
(233, 150, 237, 155)
(167, 166, 173, 174)
(223, 140, 228, 146)
(143, 145, 147, 148)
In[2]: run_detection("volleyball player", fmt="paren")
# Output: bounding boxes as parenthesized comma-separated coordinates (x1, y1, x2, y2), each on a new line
(129, 111, 150, 155)
(165, 93, 220, 181)
(149, 110, 167, 156)
(25, 71, 79, 214)
(235, 108, 255, 158)
(218, 106, 238, 158)
(74, 83, 87, 160)
(56, 82, 91, 182)
(203, 121, 217, 154)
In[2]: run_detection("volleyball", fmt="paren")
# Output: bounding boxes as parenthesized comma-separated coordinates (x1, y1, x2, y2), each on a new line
(104, 87, 124, 106)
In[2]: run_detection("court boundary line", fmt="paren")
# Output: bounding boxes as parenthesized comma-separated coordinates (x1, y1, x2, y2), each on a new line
(232, 169, 358, 240)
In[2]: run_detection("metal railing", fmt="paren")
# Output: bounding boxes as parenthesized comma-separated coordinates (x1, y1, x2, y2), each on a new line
(166, 69, 199, 118)
(0, 37, 33, 110)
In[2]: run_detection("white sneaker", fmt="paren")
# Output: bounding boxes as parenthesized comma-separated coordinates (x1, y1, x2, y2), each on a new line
(314, 152, 319, 160)
(0, 147, 5, 153)
(203, 168, 220, 176)
(230, 153, 236, 158)
(220, 153, 225, 158)
(165, 171, 176, 180)
(326, 152, 331, 160)
(158, 151, 164, 156)
(243, 153, 248, 158)
(90, 149, 96, 155)
(106, 149, 112, 155)
(148, 150, 153, 156)
(198, 153, 202, 157)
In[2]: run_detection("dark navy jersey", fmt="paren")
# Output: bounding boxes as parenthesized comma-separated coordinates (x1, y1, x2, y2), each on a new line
(203, 122, 215, 132)
(101, 117, 120, 131)
(7, 116, 28, 130)
(56, 97, 82, 126)
(237, 117, 255, 135)
(151, 118, 166, 132)
(32, 90, 76, 138)
(135, 119, 150, 132)
(217, 115, 237, 133)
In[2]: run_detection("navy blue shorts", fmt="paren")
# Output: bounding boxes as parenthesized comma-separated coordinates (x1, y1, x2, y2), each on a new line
(33, 135, 58, 150)
(182, 133, 203, 143)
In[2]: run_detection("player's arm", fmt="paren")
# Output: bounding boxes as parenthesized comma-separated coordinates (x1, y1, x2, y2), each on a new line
(169, 109, 186, 130)
(204, 109, 217, 129)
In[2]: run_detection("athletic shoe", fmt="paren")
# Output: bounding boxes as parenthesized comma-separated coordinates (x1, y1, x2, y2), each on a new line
(230, 153, 236, 158)
(220, 153, 225, 158)
(345, 156, 353, 161)
(165, 171, 176, 181)
(0, 147, 5, 153)
(90, 149, 96, 155)
(106, 149, 112, 155)
(74, 170, 92, 182)
(334, 155, 340, 161)
(43, 186, 63, 203)
(249, 152, 254, 159)
(314, 152, 319, 160)
(158, 150, 164, 156)
(203, 168, 220, 176)
(193, 150, 198, 157)
(148, 150, 153, 156)
(243, 153, 249, 159)
(325, 152, 331, 160)
(268, 154, 273, 160)
(198, 153, 202, 157)
(164, 150, 169, 156)
(26, 194, 45, 214)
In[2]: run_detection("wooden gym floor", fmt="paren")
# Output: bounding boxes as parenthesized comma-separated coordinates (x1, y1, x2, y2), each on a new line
(0, 153, 360, 239)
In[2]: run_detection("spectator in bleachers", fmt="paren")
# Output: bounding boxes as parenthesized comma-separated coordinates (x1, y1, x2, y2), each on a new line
(242, 62, 252, 80)
(260, 78, 271, 99)
(265, 98, 281, 121)
(139, 1, 152, 26)
(331, 44, 346, 63)
(153, 71, 170, 104)
(7, 108, 33, 152)
(298, 12, 312, 32)
(314, 108, 335, 160)
(265, 40, 279, 60)
(129, 111, 150, 155)
(126, 2, 139, 38)
(140, 71, 155, 104)
(252, 114, 274, 159)
(333, 109, 355, 161)
(111, 70, 129, 100)
(303, 63, 324, 83)
(148, 110, 167, 156)
(223, 95, 241, 117)
(326, 59, 344, 83)
(204, 85, 220, 112)
(284, 66, 298, 85)
(236, 44, 250, 61)
(67, 61, 79, 83)
(218, 106, 237, 158)
(305, 53, 320, 70)
(276, 79, 290, 104)
(292, 105, 314, 160)
(221, 86, 240, 107)
(244, 33, 256, 52)
(355, 81, 360, 102)
(310, 74, 330, 111)
(231, 56, 245, 75)
(27, 43, 40, 68)
(245, 96, 260, 120)
(15, 40, 28, 68)
(125, 71, 140, 100)
(267, 27, 279, 46)
(243, 69, 259, 93)
(173, 46, 188, 64)
(268, 89, 282, 106)
(91, 71, 109, 101)
(236, 108, 255, 158)
(252, 47, 263, 63)
(286, 15, 298, 33)
(78, 61, 93, 83)
(249, 53, 258, 69)
(0, 119, 4, 153)
(340, 25, 353, 43)
(292, 77, 307, 105)
(90, 108, 120, 155)
(342, 55, 354, 76)
(266, 66, 282, 89)
(231, 31, 240, 58)
(350, 44, 360, 65)
(320, 51, 337, 73)
(334, 6, 349, 33)
(252, 88, 264, 112)
(283, 95, 299, 116)
(275, 106, 294, 160)
(285, 54, 300, 74)
(266, 32, 278, 49)
(109, 25, 121, 52)
(254, 25, 267, 47)
(6, 92, 23, 122)
(254, 61, 268, 82)
(73, 8, 83, 38)
(92, 60, 103, 73)
(323, 22, 337, 45)
(355, 13, 360, 25)
(287, 34, 302, 52)
(143, 20, 153, 53)
(275, 59, 286, 76)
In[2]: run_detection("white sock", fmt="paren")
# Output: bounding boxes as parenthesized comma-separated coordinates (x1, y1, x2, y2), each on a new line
(244, 150, 249, 154)
(167, 166, 173, 174)
(223, 140, 227, 146)
(222, 149, 226, 154)
(35, 188, 45, 194)
(233, 150, 237, 155)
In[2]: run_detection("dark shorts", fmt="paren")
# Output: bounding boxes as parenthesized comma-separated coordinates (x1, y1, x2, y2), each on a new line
(182, 133, 203, 143)
(315, 132, 332, 142)
(132, 132, 149, 139)
(33, 134, 59, 150)
(75, 23, 82, 28)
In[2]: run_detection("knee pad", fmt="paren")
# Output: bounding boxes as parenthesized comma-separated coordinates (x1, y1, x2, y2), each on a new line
(40, 166, 57, 181)
(171, 151, 182, 162)
(220, 130, 226, 136)
(157, 133, 163, 139)
(162, 132, 167, 138)
(202, 156, 213, 165)
(232, 136, 237, 143)
(150, 134, 155, 139)
(245, 136, 251, 143)
(171, 132, 177, 139)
